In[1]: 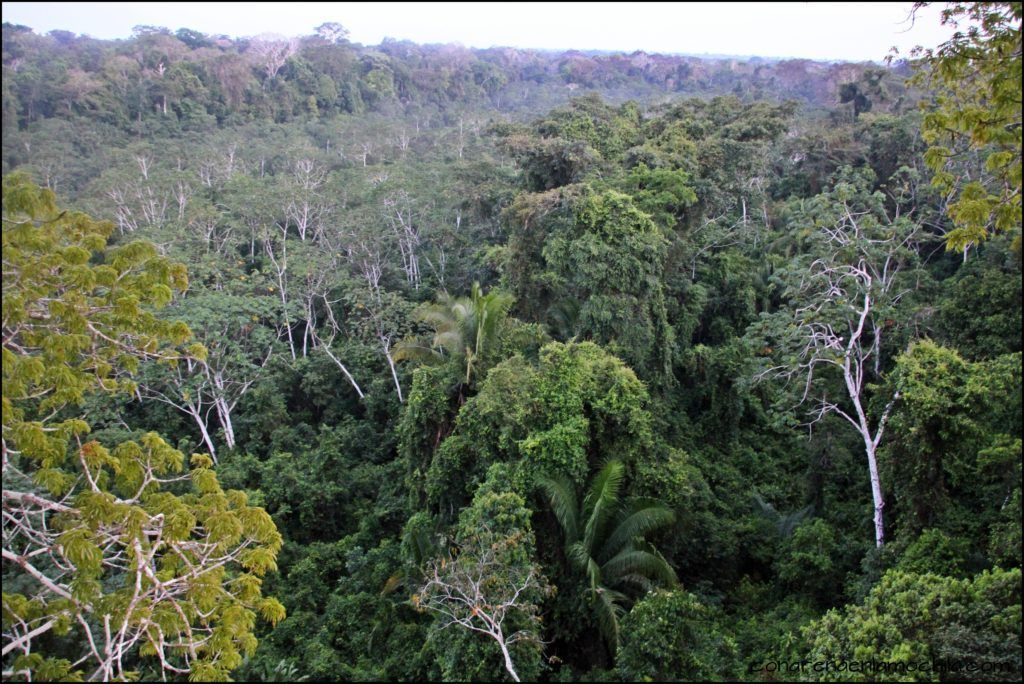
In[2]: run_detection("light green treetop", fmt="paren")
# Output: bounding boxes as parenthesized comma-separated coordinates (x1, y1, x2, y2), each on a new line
(2, 174, 284, 682)
(912, 2, 1022, 253)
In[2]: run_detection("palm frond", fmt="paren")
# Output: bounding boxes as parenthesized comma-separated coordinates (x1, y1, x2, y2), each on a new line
(777, 505, 814, 537)
(537, 474, 580, 545)
(478, 292, 514, 352)
(751, 492, 777, 519)
(380, 570, 406, 596)
(593, 587, 626, 656)
(586, 557, 602, 597)
(417, 303, 458, 331)
(567, 540, 591, 575)
(403, 526, 438, 566)
(547, 298, 581, 339)
(432, 330, 464, 354)
(392, 336, 443, 364)
(601, 547, 677, 588)
(752, 492, 814, 537)
(597, 501, 675, 564)
(582, 460, 624, 556)
(614, 572, 657, 593)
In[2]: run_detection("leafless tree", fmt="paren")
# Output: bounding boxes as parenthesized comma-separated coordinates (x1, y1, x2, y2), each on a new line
(262, 224, 297, 360)
(247, 34, 297, 81)
(314, 295, 366, 400)
(286, 159, 329, 241)
(415, 532, 549, 682)
(755, 194, 921, 547)
(135, 356, 220, 459)
(173, 179, 193, 221)
(383, 190, 422, 290)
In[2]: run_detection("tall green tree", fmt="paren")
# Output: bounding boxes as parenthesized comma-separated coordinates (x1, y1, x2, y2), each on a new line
(617, 590, 740, 682)
(796, 568, 1022, 682)
(882, 341, 1021, 554)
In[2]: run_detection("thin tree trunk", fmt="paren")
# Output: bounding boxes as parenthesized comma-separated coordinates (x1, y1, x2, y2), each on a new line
(863, 434, 885, 548)
(214, 396, 236, 450)
(845, 361, 890, 548)
(382, 340, 403, 403)
(496, 635, 520, 682)
(189, 404, 217, 462)
(321, 344, 365, 399)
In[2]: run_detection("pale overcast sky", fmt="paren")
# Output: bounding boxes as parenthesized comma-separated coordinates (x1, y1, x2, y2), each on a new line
(1, 2, 957, 62)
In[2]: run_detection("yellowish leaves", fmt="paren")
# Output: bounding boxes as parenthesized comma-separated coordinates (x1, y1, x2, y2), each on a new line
(232, 573, 263, 603)
(226, 490, 248, 508)
(190, 452, 214, 469)
(257, 597, 286, 626)
(206, 510, 244, 547)
(237, 506, 281, 548)
(33, 467, 75, 496)
(188, 661, 229, 683)
(149, 283, 173, 307)
(2, 176, 286, 680)
(139, 639, 159, 658)
(2, 593, 34, 623)
(239, 547, 278, 576)
(59, 528, 102, 575)
(123, 506, 150, 541)
(79, 440, 111, 470)
(165, 507, 197, 541)
(169, 321, 192, 345)
(75, 490, 120, 527)
(191, 467, 221, 496)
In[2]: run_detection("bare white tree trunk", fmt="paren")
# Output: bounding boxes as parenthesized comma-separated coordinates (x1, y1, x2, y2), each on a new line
(136, 359, 219, 461)
(190, 403, 218, 460)
(380, 332, 404, 403)
(497, 636, 520, 682)
(264, 230, 296, 360)
(384, 193, 421, 290)
(174, 180, 192, 221)
(756, 199, 919, 548)
(317, 334, 365, 399)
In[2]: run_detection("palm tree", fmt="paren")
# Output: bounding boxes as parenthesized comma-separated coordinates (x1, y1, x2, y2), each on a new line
(395, 282, 514, 385)
(538, 460, 677, 657)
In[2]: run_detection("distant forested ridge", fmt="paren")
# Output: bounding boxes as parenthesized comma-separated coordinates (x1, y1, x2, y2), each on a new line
(1, 21, 908, 133)
(2, 8, 1020, 682)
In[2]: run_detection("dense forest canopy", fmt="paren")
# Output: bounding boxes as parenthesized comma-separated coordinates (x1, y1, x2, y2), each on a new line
(2, 2, 1021, 681)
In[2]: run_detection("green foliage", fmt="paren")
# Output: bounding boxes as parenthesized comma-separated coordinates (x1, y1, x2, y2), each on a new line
(1, 18, 1021, 682)
(935, 246, 1022, 359)
(798, 568, 1022, 681)
(913, 2, 1023, 252)
(617, 590, 740, 682)
(883, 341, 1022, 552)
(538, 460, 677, 657)
(623, 164, 698, 229)
(395, 281, 515, 385)
(417, 488, 551, 682)
(2, 176, 284, 681)
(503, 185, 675, 385)
(399, 363, 463, 510)
(774, 519, 845, 606)
(898, 528, 972, 577)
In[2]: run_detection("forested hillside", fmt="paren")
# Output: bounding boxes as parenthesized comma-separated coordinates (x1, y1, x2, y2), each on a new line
(2, 3, 1021, 681)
